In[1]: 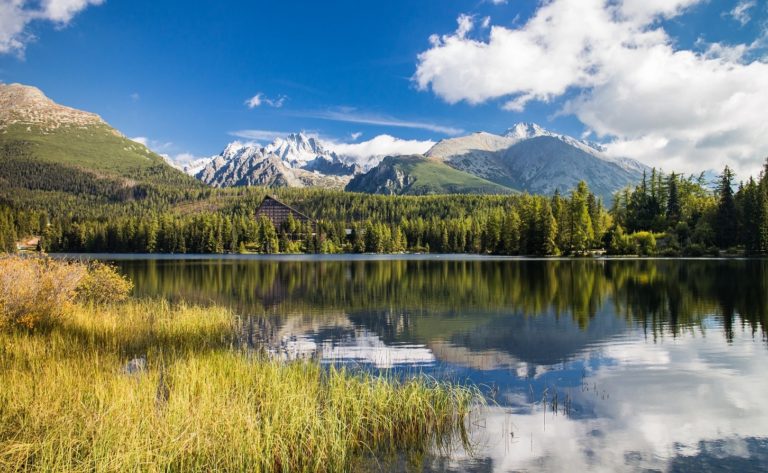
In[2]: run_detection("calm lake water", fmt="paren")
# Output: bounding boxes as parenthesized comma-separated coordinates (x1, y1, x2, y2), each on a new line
(83, 255, 768, 472)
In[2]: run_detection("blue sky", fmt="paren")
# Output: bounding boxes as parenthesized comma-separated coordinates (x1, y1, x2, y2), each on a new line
(1, 0, 767, 175)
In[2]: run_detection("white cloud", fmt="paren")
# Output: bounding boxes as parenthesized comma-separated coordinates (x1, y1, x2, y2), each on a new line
(129, 92, 139, 102)
(130, 136, 172, 151)
(245, 92, 286, 109)
(0, 0, 103, 55)
(295, 108, 463, 135)
(131, 136, 205, 170)
(350, 131, 363, 140)
(456, 14, 474, 39)
(245, 94, 262, 108)
(130, 136, 148, 147)
(415, 0, 768, 176)
(729, 0, 757, 26)
(327, 134, 435, 159)
(168, 152, 200, 165)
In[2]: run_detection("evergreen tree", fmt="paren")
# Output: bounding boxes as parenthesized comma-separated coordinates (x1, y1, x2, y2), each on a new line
(257, 217, 279, 253)
(739, 178, 761, 254)
(568, 181, 594, 253)
(715, 166, 738, 248)
(666, 172, 681, 227)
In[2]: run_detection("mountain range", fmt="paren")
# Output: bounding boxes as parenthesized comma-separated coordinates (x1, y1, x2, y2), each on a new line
(0, 82, 649, 201)
(191, 134, 361, 189)
(183, 122, 647, 200)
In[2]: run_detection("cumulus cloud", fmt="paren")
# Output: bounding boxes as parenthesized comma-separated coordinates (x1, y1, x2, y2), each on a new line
(327, 134, 435, 159)
(245, 93, 286, 109)
(0, 0, 103, 55)
(415, 0, 768, 176)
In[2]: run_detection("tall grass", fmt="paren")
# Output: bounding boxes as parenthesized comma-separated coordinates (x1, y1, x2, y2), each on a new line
(0, 299, 475, 472)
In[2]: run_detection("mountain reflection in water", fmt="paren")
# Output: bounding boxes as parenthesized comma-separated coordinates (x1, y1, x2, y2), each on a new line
(111, 256, 768, 472)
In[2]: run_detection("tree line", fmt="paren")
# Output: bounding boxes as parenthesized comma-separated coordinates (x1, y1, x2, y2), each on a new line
(1, 160, 768, 256)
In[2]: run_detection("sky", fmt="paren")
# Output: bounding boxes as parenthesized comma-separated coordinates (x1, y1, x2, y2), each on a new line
(0, 0, 767, 177)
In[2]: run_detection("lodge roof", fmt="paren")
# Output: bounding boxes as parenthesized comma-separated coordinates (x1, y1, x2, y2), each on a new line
(255, 195, 314, 224)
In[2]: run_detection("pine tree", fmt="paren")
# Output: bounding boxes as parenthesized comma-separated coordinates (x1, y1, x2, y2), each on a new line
(501, 209, 521, 255)
(568, 182, 594, 253)
(538, 200, 559, 256)
(715, 166, 738, 248)
(666, 172, 681, 227)
(739, 178, 761, 254)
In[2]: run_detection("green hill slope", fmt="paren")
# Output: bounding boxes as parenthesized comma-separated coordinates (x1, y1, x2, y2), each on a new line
(0, 83, 200, 202)
(346, 155, 515, 195)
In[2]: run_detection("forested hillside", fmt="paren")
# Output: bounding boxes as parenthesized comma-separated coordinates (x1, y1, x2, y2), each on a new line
(2, 159, 767, 256)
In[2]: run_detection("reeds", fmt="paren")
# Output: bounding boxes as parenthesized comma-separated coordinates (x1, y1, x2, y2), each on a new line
(0, 299, 475, 472)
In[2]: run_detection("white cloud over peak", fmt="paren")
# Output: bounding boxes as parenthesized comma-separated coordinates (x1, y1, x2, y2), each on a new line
(0, 0, 103, 55)
(327, 134, 435, 159)
(415, 0, 768, 176)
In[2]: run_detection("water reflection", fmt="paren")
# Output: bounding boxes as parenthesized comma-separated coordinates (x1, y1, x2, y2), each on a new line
(112, 257, 768, 472)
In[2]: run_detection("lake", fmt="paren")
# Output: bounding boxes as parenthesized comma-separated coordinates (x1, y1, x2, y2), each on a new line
(94, 255, 768, 472)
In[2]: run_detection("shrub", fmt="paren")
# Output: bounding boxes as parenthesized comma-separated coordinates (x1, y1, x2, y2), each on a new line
(0, 256, 133, 329)
(683, 243, 706, 257)
(631, 232, 657, 256)
(76, 261, 133, 304)
(659, 247, 681, 257)
(0, 256, 85, 329)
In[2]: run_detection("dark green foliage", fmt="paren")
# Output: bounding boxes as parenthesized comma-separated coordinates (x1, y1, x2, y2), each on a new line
(715, 166, 738, 248)
(3, 147, 768, 257)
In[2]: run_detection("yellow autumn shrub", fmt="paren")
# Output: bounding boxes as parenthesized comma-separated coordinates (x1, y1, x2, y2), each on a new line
(76, 260, 133, 304)
(0, 256, 132, 329)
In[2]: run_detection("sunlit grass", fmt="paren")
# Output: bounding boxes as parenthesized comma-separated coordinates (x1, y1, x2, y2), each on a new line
(0, 299, 475, 472)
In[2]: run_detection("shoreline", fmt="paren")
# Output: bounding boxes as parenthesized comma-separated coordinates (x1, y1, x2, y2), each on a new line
(46, 252, 767, 262)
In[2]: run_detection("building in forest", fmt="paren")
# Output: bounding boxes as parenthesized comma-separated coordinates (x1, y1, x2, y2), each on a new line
(254, 196, 314, 230)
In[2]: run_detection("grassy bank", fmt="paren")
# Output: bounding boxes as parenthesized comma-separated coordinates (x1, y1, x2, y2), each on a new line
(0, 298, 474, 472)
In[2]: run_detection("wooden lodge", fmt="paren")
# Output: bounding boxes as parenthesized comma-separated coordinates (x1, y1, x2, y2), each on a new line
(254, 196, 314, 230)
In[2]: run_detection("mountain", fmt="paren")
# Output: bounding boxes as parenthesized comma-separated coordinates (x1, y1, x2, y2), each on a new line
(345, 155, 514, 195)
(0, 82, 196, 198)
(194, 133, 360, 189)
(424, 122, 648, 200)
(189, 123, 647, 198)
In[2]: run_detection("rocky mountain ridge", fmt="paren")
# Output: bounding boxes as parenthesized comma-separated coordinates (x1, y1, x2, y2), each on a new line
(193, 134, 360, 189)
(0, 83, 110, 133)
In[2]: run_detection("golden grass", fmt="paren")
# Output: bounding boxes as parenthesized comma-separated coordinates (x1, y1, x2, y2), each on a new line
(0, 299, 475, 472)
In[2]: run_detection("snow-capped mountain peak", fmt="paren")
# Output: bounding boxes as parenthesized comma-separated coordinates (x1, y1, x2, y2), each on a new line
(504, 122, 552, 141)
(221, 140, 250, 158)
(265, 132, 335, 166)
